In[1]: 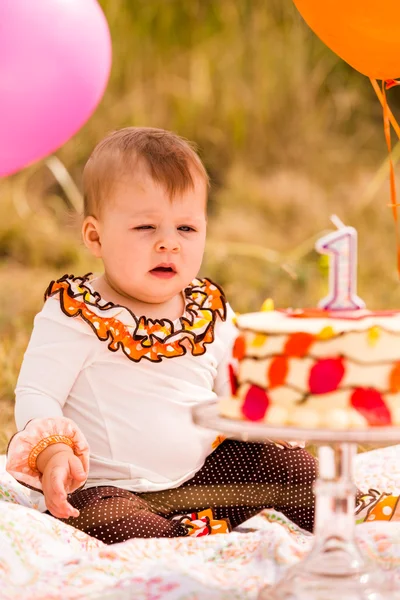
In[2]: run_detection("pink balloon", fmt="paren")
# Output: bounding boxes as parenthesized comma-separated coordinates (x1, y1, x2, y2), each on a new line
(0, 0, 112, 177)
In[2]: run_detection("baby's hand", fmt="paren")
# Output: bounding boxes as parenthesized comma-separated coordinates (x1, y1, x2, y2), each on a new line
(38, 444, 87, 519)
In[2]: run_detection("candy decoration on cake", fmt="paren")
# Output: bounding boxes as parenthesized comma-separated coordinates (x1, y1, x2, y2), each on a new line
(268, 356, 289, 389)
(284, 332, 315, 357)
(389, 363, 400, 393)
(241, 385, 269, 421)
(367, 326, 381, 346)
(228, 364, 238, 396)
(261, 298, 274, 312)
(308, 358, 345, 394)
(252, 333, 268, 348)
(232, 335, 246, 360)
(318, 326, 335, 340)
(350, 389, 392, 426)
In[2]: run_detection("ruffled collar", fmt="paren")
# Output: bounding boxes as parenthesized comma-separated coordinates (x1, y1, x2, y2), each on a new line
(45, 273, 227, 363)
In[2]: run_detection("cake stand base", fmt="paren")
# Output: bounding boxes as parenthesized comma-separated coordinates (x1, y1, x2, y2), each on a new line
(192, 404, 400, 600)
(259, 574, 388, 600)
(259, 544, 389, 600)
(258, 444, 392, 600)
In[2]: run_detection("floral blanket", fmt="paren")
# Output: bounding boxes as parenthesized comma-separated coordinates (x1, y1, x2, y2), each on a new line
(2, 447, 400, 600)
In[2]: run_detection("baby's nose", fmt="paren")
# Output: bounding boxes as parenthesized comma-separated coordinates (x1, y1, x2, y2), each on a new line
(155, 236, 180, 253)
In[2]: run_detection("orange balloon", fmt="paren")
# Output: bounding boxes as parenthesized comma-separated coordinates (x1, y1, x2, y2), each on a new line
(293, 0, 400, 80)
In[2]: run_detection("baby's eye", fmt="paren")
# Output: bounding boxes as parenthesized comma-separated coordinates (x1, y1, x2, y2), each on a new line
(178, 226, 196, 232)
(134, 225, 155, 230)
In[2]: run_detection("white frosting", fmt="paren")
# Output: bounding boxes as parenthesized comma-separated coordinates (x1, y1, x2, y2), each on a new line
(218, 396, 242, 420)
(311, 331, 400, 363)
(237, 310, 400, 335)
(288, 407, 321, 428)
(239, 355, 394, 393)
(264, 405, 289, 425)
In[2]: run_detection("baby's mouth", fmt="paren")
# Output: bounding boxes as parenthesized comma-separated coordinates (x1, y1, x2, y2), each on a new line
(150, 264, 177, 279)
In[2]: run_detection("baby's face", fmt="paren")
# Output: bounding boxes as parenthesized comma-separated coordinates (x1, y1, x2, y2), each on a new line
(94, 168, 207, 304)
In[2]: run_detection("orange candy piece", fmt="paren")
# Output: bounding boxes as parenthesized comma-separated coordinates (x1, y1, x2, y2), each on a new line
(389, 362, 400, 393)
(232, 335, 246, 360)
(268, 356, 289, 388)
(284, 332, 315, 358)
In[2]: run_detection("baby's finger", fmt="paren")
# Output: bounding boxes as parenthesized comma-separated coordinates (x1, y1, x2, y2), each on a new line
(64, 501, 80, 519)
(46, 497, 79, 519)
(49, 466, 69, 498)
(47, 469, 80, 517)
(69, 456, 87, 484)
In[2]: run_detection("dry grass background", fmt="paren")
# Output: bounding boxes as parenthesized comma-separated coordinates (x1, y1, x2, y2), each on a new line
(1, 0, 400, 452)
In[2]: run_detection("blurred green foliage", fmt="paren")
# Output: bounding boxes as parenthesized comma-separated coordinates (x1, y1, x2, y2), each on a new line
(1, 0, 400, 450)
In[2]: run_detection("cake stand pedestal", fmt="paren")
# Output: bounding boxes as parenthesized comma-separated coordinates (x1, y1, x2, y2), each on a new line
(193, 402, 400, 600)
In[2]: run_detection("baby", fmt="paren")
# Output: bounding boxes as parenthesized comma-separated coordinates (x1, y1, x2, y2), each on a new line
(6, 127, 318, 543)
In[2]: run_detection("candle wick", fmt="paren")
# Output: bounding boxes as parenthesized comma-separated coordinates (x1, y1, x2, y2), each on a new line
(330, 214, 346, 229)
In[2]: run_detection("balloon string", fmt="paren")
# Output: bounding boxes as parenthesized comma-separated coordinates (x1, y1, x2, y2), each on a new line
(370, 78, 400, 275)
(370, 79, 400, 138)
(382, 81, 400, 274)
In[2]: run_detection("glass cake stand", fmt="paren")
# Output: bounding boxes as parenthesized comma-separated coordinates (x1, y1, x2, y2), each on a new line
(193, 401, 400, 600)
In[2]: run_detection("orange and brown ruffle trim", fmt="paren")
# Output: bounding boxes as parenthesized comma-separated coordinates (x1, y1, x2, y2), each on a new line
(45, 274, 227, 363)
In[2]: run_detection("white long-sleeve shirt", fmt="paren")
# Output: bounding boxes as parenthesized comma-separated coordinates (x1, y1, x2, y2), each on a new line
(14, 274, 237, 493)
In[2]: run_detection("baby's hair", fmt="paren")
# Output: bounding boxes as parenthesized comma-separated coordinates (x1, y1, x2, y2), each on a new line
(82, 127, 209, 217)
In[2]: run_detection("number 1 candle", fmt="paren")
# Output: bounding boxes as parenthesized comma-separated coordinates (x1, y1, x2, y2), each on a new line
(315, 215, 365, 311)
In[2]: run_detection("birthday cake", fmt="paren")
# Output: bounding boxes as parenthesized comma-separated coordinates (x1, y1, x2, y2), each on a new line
(219, 308, 400, 429)
(219, 219, 400, 429)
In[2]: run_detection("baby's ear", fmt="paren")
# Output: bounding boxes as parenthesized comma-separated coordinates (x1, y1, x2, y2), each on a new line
(82, 216, 102, 258)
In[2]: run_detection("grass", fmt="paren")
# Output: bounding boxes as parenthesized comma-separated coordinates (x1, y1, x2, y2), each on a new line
(1, 0, 400, 452)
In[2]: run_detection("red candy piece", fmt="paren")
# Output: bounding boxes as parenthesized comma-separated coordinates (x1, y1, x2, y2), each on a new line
(242, 385, 269, 421)
(228, 364, 238, 395)
(308, 358, 345, 394)
(350, 388, 392, 426)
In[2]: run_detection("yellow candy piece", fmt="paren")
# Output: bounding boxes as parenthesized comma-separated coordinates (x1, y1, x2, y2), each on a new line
(232, 312, 240, 325)
(318, 326, 335, 340)
(367, 326, 380, 347)
(261, 298, 274, 312)
(252, 333, 267, 348)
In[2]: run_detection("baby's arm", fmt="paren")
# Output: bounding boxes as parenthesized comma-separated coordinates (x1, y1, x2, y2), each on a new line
(6, 298, 94, 515)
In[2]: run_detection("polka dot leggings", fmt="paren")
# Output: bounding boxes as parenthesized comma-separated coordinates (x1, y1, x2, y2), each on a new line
(62, 440, 318, 544)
